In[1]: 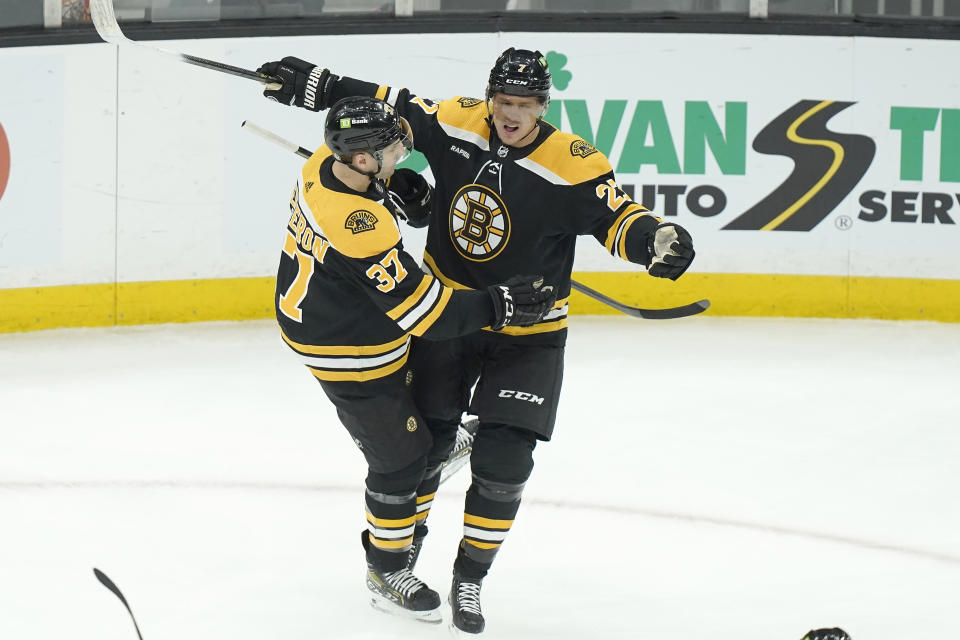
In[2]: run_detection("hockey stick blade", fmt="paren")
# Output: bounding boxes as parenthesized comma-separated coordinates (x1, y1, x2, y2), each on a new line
(93, 568, 145, 640)
(570, 279, 710, 320)
(89, 0, 281, 89)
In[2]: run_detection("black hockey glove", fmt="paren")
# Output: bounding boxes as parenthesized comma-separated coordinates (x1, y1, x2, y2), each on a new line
(256, 57, 334, 111)
(387, 169, 432, 228)
(488, 276, 557, 331)
(647, 222, 695, 280)
(801, 628, 851, 640)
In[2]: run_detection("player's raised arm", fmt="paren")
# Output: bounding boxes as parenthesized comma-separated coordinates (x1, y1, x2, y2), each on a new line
(255, 57, 449, 154)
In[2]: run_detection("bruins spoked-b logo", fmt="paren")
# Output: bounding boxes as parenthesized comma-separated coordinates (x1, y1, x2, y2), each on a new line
(345, 209, 378, 234)
(448, 184, 511, 261)
(570, 139, 598, 159)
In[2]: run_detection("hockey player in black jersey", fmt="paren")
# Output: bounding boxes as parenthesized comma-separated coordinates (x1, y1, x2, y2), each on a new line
(259, 49, 695, 634)
(275, 95, 555, 624)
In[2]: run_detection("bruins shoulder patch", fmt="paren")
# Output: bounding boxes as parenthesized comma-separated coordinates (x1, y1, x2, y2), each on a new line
(570, 139, 598, 158)
(458, 97, 483, 108)
(345, 209, 378, 234)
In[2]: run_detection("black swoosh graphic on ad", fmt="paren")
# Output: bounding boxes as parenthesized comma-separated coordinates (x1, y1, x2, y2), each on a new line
(724, 100, 875, 231)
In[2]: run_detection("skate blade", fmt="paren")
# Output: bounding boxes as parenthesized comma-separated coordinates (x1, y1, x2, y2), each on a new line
(448, 619, 483, 637)
(369, 592, 442, 625)
(439, 449, 472, 484)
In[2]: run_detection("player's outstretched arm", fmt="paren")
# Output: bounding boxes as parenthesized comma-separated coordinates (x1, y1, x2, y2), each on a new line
(256, 57, 336, 111)
(255, 57, 398, 115)
(393, 275, 557, 340)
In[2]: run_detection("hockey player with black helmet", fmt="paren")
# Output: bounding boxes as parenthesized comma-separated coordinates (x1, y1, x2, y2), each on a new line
(273, 94, 555, 624)
(258, 49, 695, 634)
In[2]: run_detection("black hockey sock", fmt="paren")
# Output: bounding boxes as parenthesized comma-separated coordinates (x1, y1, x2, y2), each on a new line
(415, 466, 442, 529)
(457, 479, 524, 578)
(364, 489, 417, 572)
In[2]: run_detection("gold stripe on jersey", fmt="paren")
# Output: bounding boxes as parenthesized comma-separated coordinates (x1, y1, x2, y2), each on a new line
(374, 85, 388, 100)
(521, 131, 613, 186)
(493, 317, 567, 336)
(281, 329, 409, 357)
(618, 211, 650, 260)
(407, 286, 453, 337)
(422, 252, 471, 290)
(307, 348, 409, 383)
(300, 146, 401, 259)
(604, 203, 649, 256)
(423, 251, 570, 335)
(386, 275, 435, 320)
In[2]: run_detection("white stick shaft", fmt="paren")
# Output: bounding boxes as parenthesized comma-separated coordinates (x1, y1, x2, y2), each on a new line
(89, 0, 134, 45)
(241, 121, 313, 159)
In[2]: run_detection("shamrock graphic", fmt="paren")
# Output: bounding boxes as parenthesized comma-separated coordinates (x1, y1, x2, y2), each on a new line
(546, 51, 572, 91)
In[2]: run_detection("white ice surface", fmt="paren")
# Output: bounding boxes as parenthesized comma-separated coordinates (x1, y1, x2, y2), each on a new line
(1, 316, 959, 640)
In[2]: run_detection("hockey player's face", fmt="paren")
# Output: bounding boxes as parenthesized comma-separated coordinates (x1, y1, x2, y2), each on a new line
(374, 138, 411, 179)
(374, 119, 414, 179)
(490, 94, 544, 147)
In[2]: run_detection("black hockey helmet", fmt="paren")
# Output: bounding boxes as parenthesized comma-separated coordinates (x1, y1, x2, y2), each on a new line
(486, 48, 552, 103)
(324, 96, 413, 167)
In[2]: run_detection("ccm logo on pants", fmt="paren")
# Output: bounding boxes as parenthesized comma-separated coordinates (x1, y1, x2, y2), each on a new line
(499, 389, 545, 405)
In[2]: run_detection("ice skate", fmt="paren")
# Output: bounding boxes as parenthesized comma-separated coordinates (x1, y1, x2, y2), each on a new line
(361, 529, 441, 623)
(405, 524, 427, 571)
(448, 572, 485, 635)
(366, 563, 442, 624)
(439, 419, 479, 484)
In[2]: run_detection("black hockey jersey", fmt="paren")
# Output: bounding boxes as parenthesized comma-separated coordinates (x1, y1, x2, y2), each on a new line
(328, 79, 662, 340)
(276, 147, 493, 382)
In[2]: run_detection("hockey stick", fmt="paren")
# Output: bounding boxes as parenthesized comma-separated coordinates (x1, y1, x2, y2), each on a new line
(240, 121, 710, 320)
(93, 568, 145, 640)
(241, 121, 313, 159)
(88, 0, 282, 89)
(569, 279, 710, 320)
